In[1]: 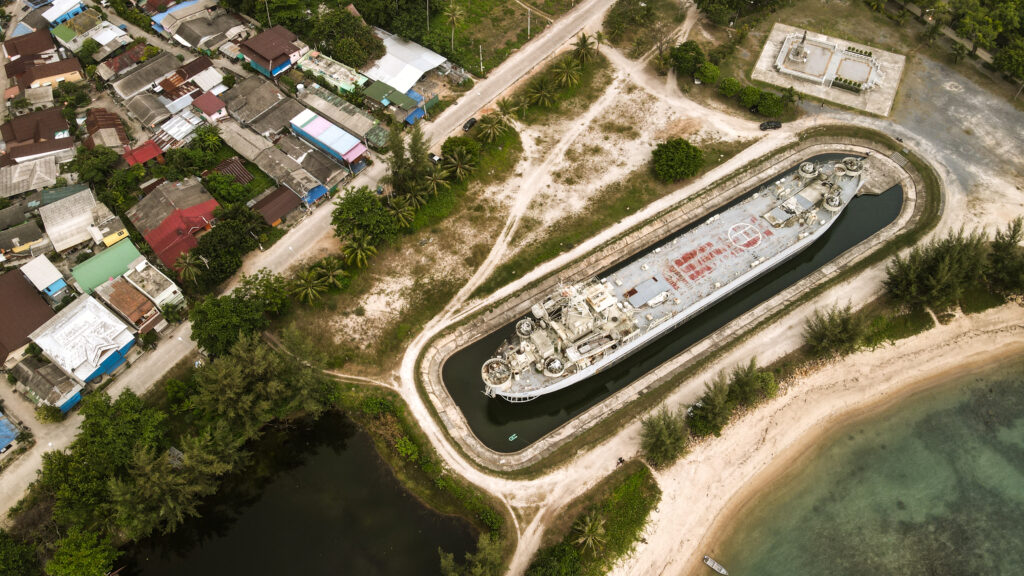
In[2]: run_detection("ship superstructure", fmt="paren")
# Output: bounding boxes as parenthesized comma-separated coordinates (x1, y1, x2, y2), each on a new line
(482, 156, 868, 402)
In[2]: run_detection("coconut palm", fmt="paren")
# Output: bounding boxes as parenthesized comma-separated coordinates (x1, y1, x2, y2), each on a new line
(444, 147, 476, 181)
(191, 125, 222, 153)
(595, 30, 605, 48)
(407, 185, 429, 208)
(444, 0, 466, 51)
(314, 257, 348, 289)
(551, 57, 581, 88)
(475, 114, 508, 143)
(496, 97, 523, 123)
(291, 269, 328, 305)
(343, 229, 377, 268)
(175, 251, 203, 285)
(526, 77, 556, 108)
(573, 32, 596, 65)
(388, 194, 416, 228)
(424, 165, 452, 196)
(573, 512, 606, 555)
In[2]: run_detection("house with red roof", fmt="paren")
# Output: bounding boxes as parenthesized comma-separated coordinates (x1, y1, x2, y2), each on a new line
(123, 140, 164, 166)
(192, 91, 226, 123)
(125, 178, 219, 268)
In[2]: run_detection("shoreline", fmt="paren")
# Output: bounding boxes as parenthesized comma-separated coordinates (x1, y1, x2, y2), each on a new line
(612, 303, 1024, 576)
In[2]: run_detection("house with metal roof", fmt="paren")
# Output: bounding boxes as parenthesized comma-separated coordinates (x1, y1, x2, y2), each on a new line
(20, 254, 68, 300)
(123, 257, 184, 309)
(82, 108, 130, 153)
(70, 239, 142, 293)
(250, 185, 302, 227)
(174, 12, 246, 51)
(11, 356, 81, 412)
(252, 146, 326, 206)
(95, 276, 164, 333)
(217, 119, 272, 162)
(29, 295, 136, 384)
(0, 270, 55, 369)
(127, 93, 172, 128)
(220, 75, 287, 125)
(192, 91, 226, 123)
(276, 134, 346, 186)
(42, 0, 86, 26)
(2, 29, 56, 61)
(289, 108, 367, 173)
(0, 108, 74, 165)
(39, 188, 126, 253)
(0, 222, 46, 257)
(0, 157, 57, 199)
(363, 27, 446, 94)
(151, 109, 203, 150)
(110, 52, 178, 100)
(123, 140, 165, 166)
(96, 43, 146, 81)
(295, 50, 368, 93)
(0, 411, 18, 452)
(299, 84, 387, 148)
(125, 178, 219, 268)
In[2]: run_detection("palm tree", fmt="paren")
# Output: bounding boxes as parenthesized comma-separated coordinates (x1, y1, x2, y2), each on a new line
(291, 269, 328, 304)
(496, 97, 521, 123)
(175, 251, 203, 285)
(475, 114, 508, 143)
(343, 229, 377, 268)
(444, 147, 476, 181)
(551, 57, 581, 88)
(314, 257, 348, 289)
(407, 185, 429, 208)
(388, 194, 416, 228)
(526, 77, 556, 108)
(594, 30, 605, 48)
(573, 512, 606, 555)
(424, 165, 452, 196)
(573, 32, 596, 65)
(444, 0, 466, 51)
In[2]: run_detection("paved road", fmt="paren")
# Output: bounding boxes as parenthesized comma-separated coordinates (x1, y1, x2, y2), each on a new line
(0, 0, 614, 521)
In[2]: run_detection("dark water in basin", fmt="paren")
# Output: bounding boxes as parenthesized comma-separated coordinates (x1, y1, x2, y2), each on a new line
(124, 412, 477, 576)
(443, 155, 904, 452)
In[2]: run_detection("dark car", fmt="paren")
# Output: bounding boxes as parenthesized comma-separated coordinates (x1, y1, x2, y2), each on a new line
(462, 117, 477, 131)
(759, 121, 782, 131)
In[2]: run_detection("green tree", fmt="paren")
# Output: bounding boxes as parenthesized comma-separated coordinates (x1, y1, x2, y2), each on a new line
(725, 357, 776, 407)
(526, 76, 557, 108)
(573, 32, 597, 65)
(717, 77, 742, 97)
(0, 530, 40, 576)
(424, 165, 452, 196)
(312, 9, 385, 68)
(552, 57, 582, 88)
(444, 146, 477, 181)
(687, 372, 734, 437)
(444, 0, 466, 51)
(35, 405, 64, 423)
(756, 91, 784, 117)
(670, 40, 705, 76)
(342, 229, 378, 268)
(651, 138, 705, 182)
(385, 126, 411, 195)
(439, 534, 505, 576)
(804, 304, 866, 358)
(109, 446, 204, 539)
(331, 186, 400, 244)
(175, 251, 203, 286)
(314, 256, 350, 290)
(739, 85, 762, 108)
(73, 145, 120, 186)
(142, 44, 160, 59)
(203, 172, 250, 204)
(406, 123, 431, 185)
(695, 61, 720, 85)
(640, 407, 689, 469)
(191, 125, 222, 154)
(523, 542, 580, 576)
(986, 217, 1024, 293)
(387, 194, 416, 228)
(77, 38, 102, 62)
(572, 511, 606, 555)
(291, 269, 329, 304)
(236, 269, 291, 315)
(46, 527, 119, 576)
(474, 113, 508, 143)
(994, 38, 1024, 98)
(951, 40, 969, 63)
(188, 294, 270, 356)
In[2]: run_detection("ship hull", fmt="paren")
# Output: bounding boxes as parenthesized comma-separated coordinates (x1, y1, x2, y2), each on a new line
(492, 197, 848, 402)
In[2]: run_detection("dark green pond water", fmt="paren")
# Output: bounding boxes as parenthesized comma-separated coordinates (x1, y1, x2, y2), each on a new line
(713, 355, 1024, 575)
(443, 154, 904, 452)
(124, 412, 477, 576)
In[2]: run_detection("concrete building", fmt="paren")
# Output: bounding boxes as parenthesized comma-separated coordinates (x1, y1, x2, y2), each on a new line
(123, 257, 185, 309)
(2, 29, 56, 61)
(20, 254, 69, 300)
(95, 276, 164, 333)
(192, 91, 226, 123)
(289, 108, 367, 172)
(38, 188, 127, 253)
(125, 178, 218, 268)
(15, 58, 84, 90)
(29, 295, 136, 384)
(0, 108, 74, 164)
(42, 0, 86, 26)
(110, 52, 178, 100)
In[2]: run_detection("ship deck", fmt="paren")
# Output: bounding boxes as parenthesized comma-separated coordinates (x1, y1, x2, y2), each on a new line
(498, 160, 865, 396)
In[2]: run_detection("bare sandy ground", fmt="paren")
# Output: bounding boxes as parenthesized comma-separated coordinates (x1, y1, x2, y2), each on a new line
(611, 304, 1024, 576)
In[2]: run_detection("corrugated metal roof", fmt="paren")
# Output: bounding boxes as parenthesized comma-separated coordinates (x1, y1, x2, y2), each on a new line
(290, 108, 361, 158)
(20, 255, 63, 292)
(29, 295, 135, 382)
(71, 239, 141, 293)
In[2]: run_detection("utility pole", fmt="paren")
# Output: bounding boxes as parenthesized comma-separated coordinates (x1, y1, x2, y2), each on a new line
(479, 44, 483, 74)
(264, 0, 272, 26)
(426, 0, 429, 32)
(528, 8, 531, 39)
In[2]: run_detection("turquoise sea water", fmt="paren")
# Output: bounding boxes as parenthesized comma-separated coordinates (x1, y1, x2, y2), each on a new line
(713, 355, 1024, 576)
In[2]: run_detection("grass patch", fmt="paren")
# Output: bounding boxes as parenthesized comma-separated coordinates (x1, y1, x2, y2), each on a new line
(522, 0, 576, 15)
(474, 138, 751, 297)
(526, 461, 661, 575)
(517, 52, 613, 125)
(960, 284, 1007, 314)
(604, 0, 686, 57)
(424, 0, 550, 75)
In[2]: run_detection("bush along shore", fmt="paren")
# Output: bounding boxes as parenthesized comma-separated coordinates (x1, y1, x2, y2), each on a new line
(525, 460, 662, 576)
(639, 218, 1024, 470)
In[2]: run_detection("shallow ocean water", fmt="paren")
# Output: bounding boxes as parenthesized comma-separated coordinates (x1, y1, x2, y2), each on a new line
(713, 355, 1024, 575)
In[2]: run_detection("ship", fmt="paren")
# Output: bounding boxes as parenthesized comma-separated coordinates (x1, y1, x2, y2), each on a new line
(703, 555, 729, 575)
(482, 156, 869, 402)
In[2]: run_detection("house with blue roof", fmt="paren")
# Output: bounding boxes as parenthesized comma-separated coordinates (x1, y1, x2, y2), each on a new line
(42, 0, 86, 26)
(0, 412, 18, 452)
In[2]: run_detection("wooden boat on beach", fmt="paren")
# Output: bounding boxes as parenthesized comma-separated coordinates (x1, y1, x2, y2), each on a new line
(703, 555, 729, 575)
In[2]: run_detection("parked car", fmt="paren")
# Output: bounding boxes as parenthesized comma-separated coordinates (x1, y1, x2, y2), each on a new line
(759, 121, 782, 131)
(428, 153, 442, 164)
(462, 117, 477, 131)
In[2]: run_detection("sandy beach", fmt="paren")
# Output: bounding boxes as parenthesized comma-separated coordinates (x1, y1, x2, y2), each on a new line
(609, 303, 1024, 576)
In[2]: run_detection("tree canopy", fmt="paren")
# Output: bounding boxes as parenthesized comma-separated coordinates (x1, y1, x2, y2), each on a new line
(651, 138, 705, 182)
(331, 186, 400, 244)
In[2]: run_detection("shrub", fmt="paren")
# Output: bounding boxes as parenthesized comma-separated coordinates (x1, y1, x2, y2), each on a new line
(884, 228, 988, 311)
(756, 91, 784, 117)
(35, 405, 65, 423)
(640, 407, 689, 469)
(718, 77, 742, 97)
(695, 61, 721, 85)
(725, 357, 777, 407)
(803, 304, 867, 358)
(651, 138, 705, 182)
(395, 436, 420, 462)
(687, 373, 733, 437)
(738, 85, 762, 108)
(670, 40, 705, 76)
